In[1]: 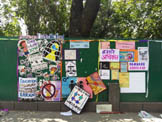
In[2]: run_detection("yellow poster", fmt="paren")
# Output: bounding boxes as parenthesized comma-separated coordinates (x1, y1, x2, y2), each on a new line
(119, 72, 129, 88)
(110, 62, 120, 69)
(111, 70, 119, 80)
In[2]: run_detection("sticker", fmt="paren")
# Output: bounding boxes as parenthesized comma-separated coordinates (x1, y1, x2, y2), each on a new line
(26, 39, 39, 54)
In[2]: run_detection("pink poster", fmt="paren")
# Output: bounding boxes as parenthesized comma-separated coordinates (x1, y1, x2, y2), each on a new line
(77, 77, 93, 98)
(116, 41, 135, 49)
(100, 42, 110, 49)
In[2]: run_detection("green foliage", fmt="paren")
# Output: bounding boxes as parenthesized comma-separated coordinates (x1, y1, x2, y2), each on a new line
(0, 0, 162, 39)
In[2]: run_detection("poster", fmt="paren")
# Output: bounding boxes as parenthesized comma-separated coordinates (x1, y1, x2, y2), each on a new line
(62, 77, 77, 98)
(120, 49, 138, 62)
(120, 51, 134, 62)
(40, 81, 61, 101)
(86, 72, 106, 95)
(65, 61, 77, 77)
(138, 47, 149, 62)
(70, 41, 89, 48)
(99, 62, 109, 69)
(111, 70, 119, 80)
(77, 77, 93, 98)
(116, 41, 135, 49)
(110, 62, 120, 69)
(120, 62, 128, 72)
(100, 49, 119, 62)
(18, 37, 63, 101)
(64, 85, 90, 114)
(128, 62, 148, 71)
(64, 50, 76, 60)
(119, 72, 129, 88)
(18, 77, 37, 99)
(120, 72, 146, 93)
(100, 42, 110, 49)
(99, 70, 110, 80)
(43, 40, 61, 62)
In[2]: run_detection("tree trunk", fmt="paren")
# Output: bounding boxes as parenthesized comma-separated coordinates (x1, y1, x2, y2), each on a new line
(69, 0, 100, 37)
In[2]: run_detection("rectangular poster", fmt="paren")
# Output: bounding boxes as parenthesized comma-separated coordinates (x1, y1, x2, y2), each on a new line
(41, 81, 61, 101)
(99, 69, 110, 80)
(18, 77, 37, 99)
(119, 72, 129, 88)
(77, 77, 93, 99)
(86, 72, 106, 95)
(120, 62, 128, 72)
(120, 49, 138, 62)
(62, 77, 77, 98)
(120, 72, 146, 93)
(128, 62, 148, 71)
(116, 41, 135, 49)
(70, 41, 89, 48)
(120, 51, 134, 62)
(100, 42, 110, 49)
(18, 38, 63, 101)
(138, 47, 149, 62)
(99, 62, 109, 69)
(64, 85, 90, 114)
(65, 61, 77, 77)
(64, 50, 76, 60)
(100, 49, 119, 62)
(110, 62, 120, 69)
(111, 70, 119, 80)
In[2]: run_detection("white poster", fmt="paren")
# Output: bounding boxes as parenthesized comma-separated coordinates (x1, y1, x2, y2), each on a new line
(120, 72, 146, 93)
(18, 77, 37, 99)
(64, 85, 90, 114)
(65, 61, 77, 77)
(128, 62, 148, 71)
(100, 49, 119, 62)
(99, 70, 110, 80)
(64, 50, 76, 60)
(138, 47, 149, 62)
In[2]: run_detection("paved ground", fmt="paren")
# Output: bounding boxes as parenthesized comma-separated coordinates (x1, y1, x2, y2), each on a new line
(0, 111, 162, 122)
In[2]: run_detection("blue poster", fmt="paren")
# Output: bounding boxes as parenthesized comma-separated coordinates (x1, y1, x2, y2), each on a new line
(70, 41, 89, 48)
(62, 77, 77, 98)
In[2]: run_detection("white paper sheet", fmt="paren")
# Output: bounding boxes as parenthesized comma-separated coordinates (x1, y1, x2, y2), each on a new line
(120, 72, 146, 93)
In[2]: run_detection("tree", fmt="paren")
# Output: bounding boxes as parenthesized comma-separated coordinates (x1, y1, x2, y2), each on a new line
(69, 0, 101, 37)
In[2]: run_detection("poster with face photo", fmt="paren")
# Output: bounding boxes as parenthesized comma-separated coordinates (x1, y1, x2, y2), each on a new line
(65, 61, 77, 77)
(138, 47, 149, 62)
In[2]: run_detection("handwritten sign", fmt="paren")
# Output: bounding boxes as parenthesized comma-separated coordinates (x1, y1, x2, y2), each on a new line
(128, 62, 148, 71)
(100, 49, 119, 62)
(116, 41, 135, 49)
(18, 77, 37, 99)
